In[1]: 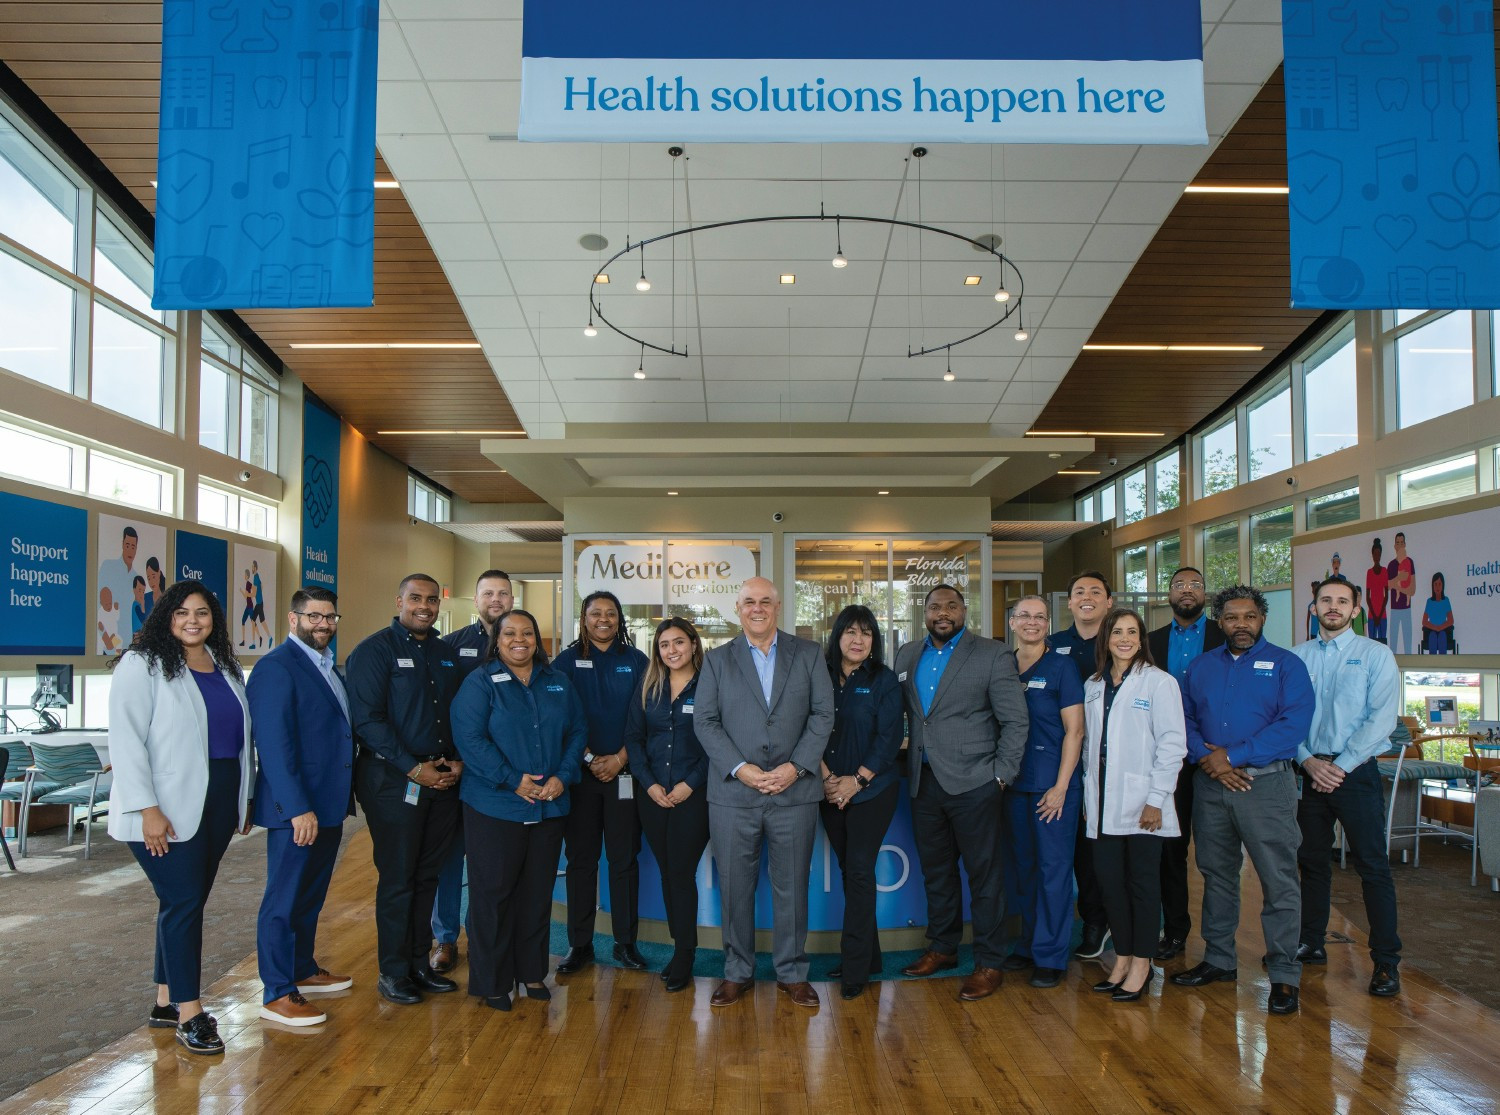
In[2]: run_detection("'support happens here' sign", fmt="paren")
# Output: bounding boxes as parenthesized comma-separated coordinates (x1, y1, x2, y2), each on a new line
(519, 0, 1207, 145)
(577, 545, 757, 620)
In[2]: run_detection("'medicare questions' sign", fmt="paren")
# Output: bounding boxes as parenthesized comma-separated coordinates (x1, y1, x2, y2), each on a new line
(577, 544, 757, 621)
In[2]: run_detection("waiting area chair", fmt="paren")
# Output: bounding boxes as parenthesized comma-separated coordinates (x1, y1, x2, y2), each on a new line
(1378, 717, 1481, 882)
(0, 748, 17, 871)
(4, 742, 106, 859)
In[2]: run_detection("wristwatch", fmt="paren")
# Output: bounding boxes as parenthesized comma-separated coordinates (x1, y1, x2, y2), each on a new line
(855, 773, 871, 788)
(584, 751, 596, 763)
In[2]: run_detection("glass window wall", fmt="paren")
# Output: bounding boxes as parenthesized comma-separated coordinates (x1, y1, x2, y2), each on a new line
(1153, 452, 1179, 513)
(1303, 326, 1357, 459)
(1201, 419, 1238, 495)
(1250, 504, 1294, 587)
(1247, 378, 1292, 479)
(1397, 454, 1477, 510)
(1396, 311, 1474, 428)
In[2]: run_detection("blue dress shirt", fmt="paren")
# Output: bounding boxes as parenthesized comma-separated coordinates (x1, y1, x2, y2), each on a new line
(748, 635, 778, 705)
(1290, 628, 1400, 771)
(289, 632, 350, 723)
(917, 626, 964, 716)
(1166, 614, 1207, 684)
(1182, 636, 1316, 768)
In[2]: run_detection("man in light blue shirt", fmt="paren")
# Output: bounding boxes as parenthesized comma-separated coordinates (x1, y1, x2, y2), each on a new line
(1291, 577, 1403, 998)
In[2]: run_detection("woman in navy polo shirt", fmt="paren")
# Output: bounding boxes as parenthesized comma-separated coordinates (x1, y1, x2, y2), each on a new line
(623, 617, 709, 993)
(1001, 594, 1084, 989)
(819, 604, 904, 1001)
(451, 609, 588, 1011)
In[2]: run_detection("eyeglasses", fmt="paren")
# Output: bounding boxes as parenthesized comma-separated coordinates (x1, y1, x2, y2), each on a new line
(292, 611, 341, 626)
(1171, 581, 1205, 591)
(1012, 612, 1049, 623)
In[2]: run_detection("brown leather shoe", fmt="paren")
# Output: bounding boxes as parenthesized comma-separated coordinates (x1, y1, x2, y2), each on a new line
(901, 950, 959, 978)
(429, 943, 457, 974)
(710, 980, 752, 1007)
(297, 968, 353, 993)
(958, 967, 1004, 1001)
(259, 993, 327, 1027)
(776, 981, 820, 1008)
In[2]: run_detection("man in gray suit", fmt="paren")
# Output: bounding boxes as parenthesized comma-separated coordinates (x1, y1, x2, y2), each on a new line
(696, 576, 835, 1008)
(896, 584, 1028, 1001)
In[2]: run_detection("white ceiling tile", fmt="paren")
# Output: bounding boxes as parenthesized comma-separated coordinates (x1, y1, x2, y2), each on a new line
(1123, 144, 1218, 183)
(565, 402, 708, 423)
(1200, 0, 1235, 21)
(387, 0, 521, 18)
(376, 82, 446, 133)
(1097, 182, 1184, 226)
(1038, 296, 1113, 330)
(402, 21, 521, 82)
(400, 180, 486, 223)
(459, 296, 527, 329)
(422, 222, 498, 261)
(1021, 327, 1094, 358)
(377, 33, 422, 82)
(429, 81, 521, 135)
(1203, 22, 1286, 85)
(1221, 0, 1282, 23)
(1078, 223, 1158, 262)
(1054, 261, 1137, 298)
(849, 403, 975, 422)
(987, 403, 1045, 428)
(475, 328, 534, 356)
(375, 135, 466, 181)
(992, 146, 1140, 182)
(1204, 83, 1264, 138)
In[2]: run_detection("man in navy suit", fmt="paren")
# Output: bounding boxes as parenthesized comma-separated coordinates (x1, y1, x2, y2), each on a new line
(250, 587, 356, 1026)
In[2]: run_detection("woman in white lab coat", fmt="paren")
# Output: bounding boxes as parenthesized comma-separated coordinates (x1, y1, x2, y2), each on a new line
(1082, 607, 1186, 1003)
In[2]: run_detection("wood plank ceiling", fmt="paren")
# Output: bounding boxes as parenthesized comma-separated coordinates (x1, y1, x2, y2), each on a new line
(7, 6, 1492, 510)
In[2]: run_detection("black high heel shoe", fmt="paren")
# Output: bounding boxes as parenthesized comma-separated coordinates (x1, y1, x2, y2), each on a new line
(1092, 977, 1124, 993)
(522, 982, 552, 1002)
(1111, 968, 1157, 1003)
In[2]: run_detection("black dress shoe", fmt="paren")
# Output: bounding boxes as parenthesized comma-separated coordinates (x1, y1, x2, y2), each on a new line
(1073, 924, 1110, 960)
(149, 1003, 179, 1029)
(1170, 961, 1237, 987)
(840, 983, 866, 1000)
(484, 993, 511, 1012)
(521, 982, 552, 1001)
(827, 965, 843, 980)
(1295, 943, 1327, 964)
(175, 1012, 225, 1055)
(1268, 983, 1300, 1015)
(1029, 967, 1064, 988)
(411, 967, 458, 993)
(1091, 978, 1122, 993)
(613, 943, 649, 970)
(1369, 966, 1401, 997)
(378, 975, 422, 1005)
(1112, 969, 1157, 1003)
(1000, 953, 1034, 972)
(664, 972, 692, 993)
(557, 946, 594, 975)
(1155, 936, 1187, 961)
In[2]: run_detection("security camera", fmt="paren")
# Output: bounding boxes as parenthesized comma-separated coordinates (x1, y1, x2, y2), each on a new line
(237, 469, 252, 482)
(1106, 457, 1118, 468)
(1286, 475, 1298, 488)
(772, 512, 784, 523)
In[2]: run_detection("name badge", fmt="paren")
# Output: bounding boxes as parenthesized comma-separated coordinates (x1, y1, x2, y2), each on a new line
(1253, 660, 1274, 670)
(683, 702, 694, 715)
(618, 774, 634, 800)
(1055, 646, 1071, 655)
(396, 658, 415, 668)
(460, 647, 479, 657)
(1027, 678, 1047, 689)
(404, 781, 421, 805)
(898, 671, 908, 682)
(1133, 697, 1151, 710)
(492, 674, 512, 683)
(575, 659, 594, 669)
(1086, 690, 1101, 702)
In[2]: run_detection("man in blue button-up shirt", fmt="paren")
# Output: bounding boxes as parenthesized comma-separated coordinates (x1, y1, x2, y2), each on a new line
(1291, 577, 1403, 998)
(1172, 586, 1315, 1017)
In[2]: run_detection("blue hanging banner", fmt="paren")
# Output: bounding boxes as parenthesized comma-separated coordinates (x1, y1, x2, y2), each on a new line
(175, 530, 229, 614)
(152, 1, 379, 310)
(301, 395, 341, 600)
(520, 0, 1207, 144)
(0, 492, 87, 656)
(1282, 1, 1500, 309)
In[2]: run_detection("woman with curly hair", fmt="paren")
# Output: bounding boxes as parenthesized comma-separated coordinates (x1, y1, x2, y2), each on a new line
(107, 579, 253, 1055)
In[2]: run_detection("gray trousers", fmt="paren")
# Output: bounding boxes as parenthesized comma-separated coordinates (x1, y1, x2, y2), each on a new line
(710, 799, 817, 983)
(1192, 767, 1303, 986)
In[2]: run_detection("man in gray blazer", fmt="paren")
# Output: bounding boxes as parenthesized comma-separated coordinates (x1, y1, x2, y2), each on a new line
(695, 577, 835, 1008)
(895, 584, 1028, 1001)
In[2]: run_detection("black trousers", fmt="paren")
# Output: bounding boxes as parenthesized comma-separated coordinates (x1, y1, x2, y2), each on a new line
(637, 789, 710, 979)
(911, 773, 1007, 968)
(354, 753, 460, 980)
(1298, 758, 1403, 967)
(464, 807, 564, 997)
(1158, 759, 1197, 940)
(128, 757, 240, 1003)
(820, 782, 899, 983)
(1075, 811, 1107, 930)
(563, 773, 642, 947)
(1092, 832, 1163, 959)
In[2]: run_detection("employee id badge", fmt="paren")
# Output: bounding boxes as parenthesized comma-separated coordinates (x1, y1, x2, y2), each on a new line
(404, 780, 421, 805)
(618, 774, 635, 800)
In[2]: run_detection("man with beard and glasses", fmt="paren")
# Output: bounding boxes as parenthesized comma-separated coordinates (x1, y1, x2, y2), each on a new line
(1292, 578, 1403, 998)
(1172, 586, 1314, 1017)
(347, 574, 466, 1005)
(249, 587, 356, 1027)
(1146, 567, 1225, 962)
(428, 570, 514, 975)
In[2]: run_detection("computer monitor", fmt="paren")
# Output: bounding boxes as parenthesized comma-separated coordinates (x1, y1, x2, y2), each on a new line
(31, 663, 73, 731)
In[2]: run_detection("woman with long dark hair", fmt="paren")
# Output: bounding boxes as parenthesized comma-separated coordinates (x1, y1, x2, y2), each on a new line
(819, 604, 903, 1001)
(451, 609, 588, 1010)
(624, 617, 709, 992)
(553, 590, 650, 974)
(1082, 607, 1186, 1003)
(107, 579, 253, 1054)
(1422, 571, 1454, 653)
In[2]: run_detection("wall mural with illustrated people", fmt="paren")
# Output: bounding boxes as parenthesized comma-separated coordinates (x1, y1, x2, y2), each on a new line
(231, 542, 279, 656)
(1292, 502, 1500, 654)
(96, 513, 168, 655)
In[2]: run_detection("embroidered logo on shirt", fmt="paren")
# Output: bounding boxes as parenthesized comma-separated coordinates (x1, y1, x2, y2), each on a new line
(898, 671, 908, 682)
(1346, 658, 1362, 666)
(1132, 697, 1151, 710)
(459, 647, 478, 657)
(546, 684, 566, 693)
(616, 665, 634, 674)
(396, 658, 415, 668)
(855, 687, 871, 694)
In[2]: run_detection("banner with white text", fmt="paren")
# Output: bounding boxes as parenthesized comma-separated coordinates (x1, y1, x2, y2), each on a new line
(520, 0, 1207, 144)
(0, 492, 87, 656)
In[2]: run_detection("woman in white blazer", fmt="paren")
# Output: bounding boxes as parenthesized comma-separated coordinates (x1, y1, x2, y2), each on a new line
(1082, 607, 1186, 1004)
(108, 579, 253, 1056)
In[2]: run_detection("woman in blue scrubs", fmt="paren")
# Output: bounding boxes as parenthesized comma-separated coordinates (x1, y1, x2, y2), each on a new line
(624, 618, 709, 992)
(554, 591, 651, 973)
(819, 604, 904, 1001)
(1001, 594, 1084, 988)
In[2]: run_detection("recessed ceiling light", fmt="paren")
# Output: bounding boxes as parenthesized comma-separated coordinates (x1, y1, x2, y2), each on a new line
(1048, 453, 1062, 459)
(1025, 430, 1164, 438)
(963, 275, 982, 286)
(780, 274, 796, 284)
(594, 274, 610, 284)
(667, 490, 678, 496)
(373, 179, 400, 189)
(376, 429, 527, 435)
(1081, 343, 1264, 352)
(1058, 469, 1102, 475)
(290, 342, 481, 350)
(877, 490, 890, 495)
(1184, 184, 1289, 194)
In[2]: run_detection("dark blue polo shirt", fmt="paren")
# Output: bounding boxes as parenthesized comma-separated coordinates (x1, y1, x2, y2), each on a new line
(1012, 650, 1085, 792)
(623, 674, 707, 792)
(824, 660, 904, 803)
(552, 640, 650, 760)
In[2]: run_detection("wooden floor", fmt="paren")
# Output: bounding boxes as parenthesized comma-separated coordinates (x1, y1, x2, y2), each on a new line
(7, 829, 1500, 1115)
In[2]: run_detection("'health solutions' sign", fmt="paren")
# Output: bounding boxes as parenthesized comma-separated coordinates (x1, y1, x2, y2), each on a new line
(520, 0, 1207, 144)
(577, 544, 756, 620)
